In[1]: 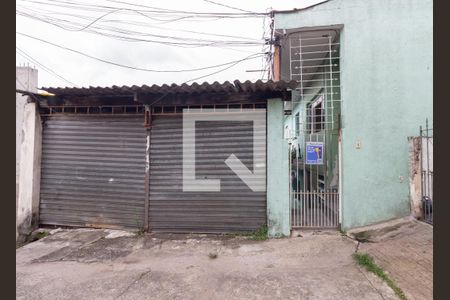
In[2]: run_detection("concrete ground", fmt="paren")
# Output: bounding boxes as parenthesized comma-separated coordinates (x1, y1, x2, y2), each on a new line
(16, 228, 399, 300)
(358, 219, 433, 300)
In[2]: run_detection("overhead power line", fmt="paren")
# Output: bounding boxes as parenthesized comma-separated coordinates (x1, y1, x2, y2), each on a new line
(185, 53, 259, 83)
(16, 76, 32, 91)
(17, 9, 265, 48)
(133, 51, 269, 107)
(18, 13, 259, 46)
(16, 0, 272, 88)
(105, 0, 264, 16)
(67, 7, 122, 31)
(147, 52, 265, 107)
(16, 76, 42, 103)
(16, 46, 78, 87)
(202, 0, 258, 14)
(17, 32, 265, 73)
(17, 6, 261, 41)
(18, 0, 268, 17)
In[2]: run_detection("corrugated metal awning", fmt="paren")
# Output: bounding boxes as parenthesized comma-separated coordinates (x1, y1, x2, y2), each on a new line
(41, 80, 299, 97)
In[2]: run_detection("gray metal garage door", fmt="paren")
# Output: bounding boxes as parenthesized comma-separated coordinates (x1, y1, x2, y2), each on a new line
(149, 112, 267, 233)
(39, 115, 146, 229)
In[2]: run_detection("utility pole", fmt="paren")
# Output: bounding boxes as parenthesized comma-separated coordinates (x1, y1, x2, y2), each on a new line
(265, 10, 280, 81)
(268, 10, 275, 80)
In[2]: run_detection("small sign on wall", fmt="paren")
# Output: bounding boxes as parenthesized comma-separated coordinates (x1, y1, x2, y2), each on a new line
(306, 142, 324, 165)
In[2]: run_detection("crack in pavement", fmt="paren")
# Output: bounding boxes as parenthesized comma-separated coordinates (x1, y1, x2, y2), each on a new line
(78, 236, 105, 249)
(354, 241, 387, 300)
(356, 265, 387, 300)
(355, 241, 361, 253)
(115, 269, 152, 299)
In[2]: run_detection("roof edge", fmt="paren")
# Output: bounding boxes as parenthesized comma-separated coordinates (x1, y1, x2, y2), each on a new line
(41, 80, 300, 97)
(272, 0, 330, 14)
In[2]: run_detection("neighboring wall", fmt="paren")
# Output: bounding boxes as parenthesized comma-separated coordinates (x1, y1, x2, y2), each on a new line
(408, 137, 422, 218)
(16, 67, 38, 192)
(407, 135, 433, 219)
(275, 0, 433, 229)
(16, 66, 39, 241)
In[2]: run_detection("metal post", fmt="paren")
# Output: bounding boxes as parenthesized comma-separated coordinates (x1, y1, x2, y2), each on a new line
(328, 35, 334, 130)
(289, 36, 292, 81)
(425, 118, 430, 198)
(338, 127, 343, 225)
(289, 142, 293, 227)
(419, 124, 423, 216)
(143, 106, 152, 232)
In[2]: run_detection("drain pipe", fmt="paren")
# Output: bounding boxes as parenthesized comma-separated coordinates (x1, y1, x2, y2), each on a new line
(338, 124, 343, 226)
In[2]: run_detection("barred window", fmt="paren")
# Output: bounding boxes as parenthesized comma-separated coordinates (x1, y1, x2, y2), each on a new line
(307, 95, 324, 133)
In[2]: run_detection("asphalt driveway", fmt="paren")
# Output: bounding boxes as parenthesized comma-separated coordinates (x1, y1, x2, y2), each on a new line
(16, 228, 397, 300)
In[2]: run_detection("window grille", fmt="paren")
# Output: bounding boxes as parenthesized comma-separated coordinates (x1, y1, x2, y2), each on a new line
(287, 29, 342, 228)
(289, 30, 341, 132)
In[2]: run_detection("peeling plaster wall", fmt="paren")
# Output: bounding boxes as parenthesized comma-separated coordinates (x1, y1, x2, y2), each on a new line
(16, 67, 38, 185)
(17, 102, 42, 241)
(408, 137, 422, 218)
(16, 67, 38, 241)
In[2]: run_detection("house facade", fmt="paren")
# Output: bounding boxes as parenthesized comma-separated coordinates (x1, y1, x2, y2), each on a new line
(16, 0, 432, 239)
(274, 0, 433, 230)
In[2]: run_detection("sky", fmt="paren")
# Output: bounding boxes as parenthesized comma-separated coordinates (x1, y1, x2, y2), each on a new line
(16, 0, 323, 89)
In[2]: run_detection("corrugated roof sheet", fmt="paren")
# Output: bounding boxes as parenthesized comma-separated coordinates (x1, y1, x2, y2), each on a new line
(42, 80, 299, 96)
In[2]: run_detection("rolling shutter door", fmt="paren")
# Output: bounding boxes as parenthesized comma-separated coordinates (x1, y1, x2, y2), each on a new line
(149, 112, 267, 233)
(39, 115, 146, 229)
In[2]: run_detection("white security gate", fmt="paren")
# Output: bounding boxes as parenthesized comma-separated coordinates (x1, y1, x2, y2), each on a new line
(420, 120, 433, 225)
(287, 29, 342, 228)
(291, 191, 339, 228)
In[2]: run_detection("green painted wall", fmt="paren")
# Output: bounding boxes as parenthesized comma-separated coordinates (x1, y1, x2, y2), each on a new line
(267, 99, 290, 237)
(275, 0, 433, 229)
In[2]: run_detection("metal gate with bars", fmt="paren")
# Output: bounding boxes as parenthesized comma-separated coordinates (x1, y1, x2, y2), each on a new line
(287, 28, 341, 229)
(420, 119, 433, 225)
